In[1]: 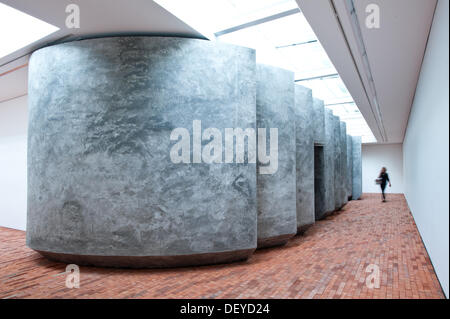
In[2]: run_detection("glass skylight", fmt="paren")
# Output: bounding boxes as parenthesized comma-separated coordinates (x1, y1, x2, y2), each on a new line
(154, 0, 377, 143)
(299, 76, 351, 105)
(0, 3, 59, 59)
(326, 102, 376, 143)
(155, 0, 298, 38)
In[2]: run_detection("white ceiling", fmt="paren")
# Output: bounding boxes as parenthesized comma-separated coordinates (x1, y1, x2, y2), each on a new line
(353, 0, 437, 143)
(0, 0, 203, 66)
(297, 0, 437, 143)
(0, 0, 202, 103)
(1, 0, 439, 145)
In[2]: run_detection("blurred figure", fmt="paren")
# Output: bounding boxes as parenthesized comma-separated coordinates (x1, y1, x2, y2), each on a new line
(377, 167, 391, 202)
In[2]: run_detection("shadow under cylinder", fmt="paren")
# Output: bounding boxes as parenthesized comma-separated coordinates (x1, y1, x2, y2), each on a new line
(26, 36, 258, 268)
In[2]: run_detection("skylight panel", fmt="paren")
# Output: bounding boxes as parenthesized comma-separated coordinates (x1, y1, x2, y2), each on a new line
(220, 0, 299, 31)
(327, 103, 359, 118)
(154, 0, 297, 38)
(300, 77, 350, 105)
(217, 25, 286, 69)
(248, 12, 316, 48)
(278, 41, 337, 79)
(154, 0, 377, 143)
(333, 111, 376, 143)
(218, 13, 336, 79)
(0, 3, 59, 59)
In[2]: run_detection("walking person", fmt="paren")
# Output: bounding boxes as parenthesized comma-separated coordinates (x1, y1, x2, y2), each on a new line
(377, 167, 391, 202)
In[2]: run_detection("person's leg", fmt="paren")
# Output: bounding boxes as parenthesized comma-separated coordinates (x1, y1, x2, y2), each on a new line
(381, 183, 386, 201)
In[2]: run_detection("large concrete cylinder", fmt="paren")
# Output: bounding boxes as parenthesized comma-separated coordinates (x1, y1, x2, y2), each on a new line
(333, 115, 343, 210)
(27, 36, 258, 268)
(352, 136, 363, 200)
(313, 99, 325, 145)
(340, 122, 348, 205)
(321, 108, 335, 219)
(294, 84, 315, 233)
(256, 64, 296, 248)
(346, 135, 353, 200)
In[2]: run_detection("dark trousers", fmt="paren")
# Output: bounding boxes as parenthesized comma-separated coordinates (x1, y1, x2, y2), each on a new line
(381, 183, 387, 200)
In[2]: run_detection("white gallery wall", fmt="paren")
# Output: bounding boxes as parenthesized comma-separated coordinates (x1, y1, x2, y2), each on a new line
(0, 95, 28, 231)
(403, 0, 449, 298)
(362, 143, 404, 194)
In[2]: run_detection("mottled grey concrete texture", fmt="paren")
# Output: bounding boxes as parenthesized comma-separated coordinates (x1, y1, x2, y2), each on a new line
(294, 84, 315, 233)
(333, 115, 343, 210)
(27, 36, 258, 267)
(320, 108, 335, 219)
(346, 135, 353, 199)
(340, 122, 348, 205)
(312, 99, 325, 144)
(352, 136, 363, 200)
(256, 64, 296, 247)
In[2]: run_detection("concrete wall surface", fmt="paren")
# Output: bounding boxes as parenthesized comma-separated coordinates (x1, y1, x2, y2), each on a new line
(256, 64, 297, 247)
(27, 36, 258, 267)
(294, 84, 315, 233)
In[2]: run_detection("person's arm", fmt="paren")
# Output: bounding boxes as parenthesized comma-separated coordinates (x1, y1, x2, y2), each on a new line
(387, 174, 391, 187)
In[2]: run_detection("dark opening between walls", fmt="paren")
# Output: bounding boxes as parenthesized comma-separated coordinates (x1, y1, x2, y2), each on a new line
(314, 144, 325, 220)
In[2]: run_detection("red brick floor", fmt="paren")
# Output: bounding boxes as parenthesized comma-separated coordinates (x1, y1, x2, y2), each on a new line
(0, 194, 444, 299)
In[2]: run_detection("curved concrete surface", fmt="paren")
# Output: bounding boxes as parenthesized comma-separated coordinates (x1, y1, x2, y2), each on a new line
(313, 99, 325, 145)
(27, 36, 258, 267)
(256, 64, 296, 248)
(346, 135, 353, 200)
(294, 85, 315, 233)
(340, 122, 348, 206)
(321, 109, 336, 219)
(352, 136, 363, 200)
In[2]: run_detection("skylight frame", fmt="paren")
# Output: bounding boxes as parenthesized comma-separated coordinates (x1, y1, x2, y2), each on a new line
(155, 0, 377, 142)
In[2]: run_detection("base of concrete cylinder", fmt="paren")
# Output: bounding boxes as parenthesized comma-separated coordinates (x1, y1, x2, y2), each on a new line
(316, 210, 335, 221)
(296, 224, 314, 235)
(257, 234, 295, 249)
(35, 248, 255, 269)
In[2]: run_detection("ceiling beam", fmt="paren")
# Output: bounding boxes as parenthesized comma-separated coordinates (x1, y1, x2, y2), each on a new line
(295, 73, 339, 82)
(296, 0, 384, 142)
(214, 8, 300, 37)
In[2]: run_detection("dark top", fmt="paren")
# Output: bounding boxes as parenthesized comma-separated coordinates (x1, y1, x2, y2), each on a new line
(379, 172, 390, 185)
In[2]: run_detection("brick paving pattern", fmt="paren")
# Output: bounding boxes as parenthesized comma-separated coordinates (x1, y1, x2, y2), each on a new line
(0, 194, 444, 299)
